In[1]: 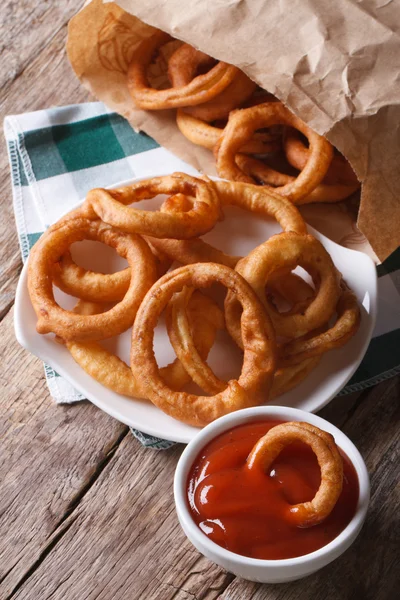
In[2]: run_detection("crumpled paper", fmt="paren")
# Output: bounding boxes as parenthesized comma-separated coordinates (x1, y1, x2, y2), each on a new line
(67, 0, 400, 261)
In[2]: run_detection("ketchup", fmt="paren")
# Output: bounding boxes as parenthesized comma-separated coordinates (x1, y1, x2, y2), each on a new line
(187, 420, 359, 560)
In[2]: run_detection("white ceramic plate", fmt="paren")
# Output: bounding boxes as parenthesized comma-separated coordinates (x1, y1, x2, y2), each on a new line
(14, 174, 377, 443)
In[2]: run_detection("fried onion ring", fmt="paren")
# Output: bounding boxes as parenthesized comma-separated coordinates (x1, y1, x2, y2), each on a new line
(237, 154, 360, 204)
(130, 263, 276, 426)
(176, 109, 279, 154)
(56, 181, 308, 308)
(167, 271, 319, 398)
(225, 232, 341, 343)
(52, 242, 171, 304)
(246, 421, 343, 527)
(58, 175, 304, 304)
(279, 280, 361, 366)
(268, 275, 321, 398)
(145, 192, 239, 267)
(128, 32, 239, 110)
(66, 293, 224, 397)
(215, 102, 333, 202)
(270, 356, 321, 399)
(52, 252, 131, 303)
(284, 128, 359, 186)
(147, 236, 240, 269)
(166, 286, 226, 394)
(28, 217, 157, 341)
(215, 180, 307, 233)
(81, 173, 222, 239)
(162, 181, 308, 235)
(169, 49, 256, 121)
(267, 271, 316, 316)
(147, 180, 307, 268)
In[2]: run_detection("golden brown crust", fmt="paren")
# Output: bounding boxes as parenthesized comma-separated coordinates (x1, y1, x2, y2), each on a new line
(279, 280, 361, 365)
(215, 102, 333, 202)
(176, 109, 278, 153)
(80, 173, 222, 240)
(66, 293, 224, 398)
(225, 232, 341, 344)
(128, 33, 239, 110)
(284, 128, 359, 186)
(238, 154, 360, 205)
(246, 421, 344, 526)
(130, 263, 277, 427)
(28, 217, 157, 342)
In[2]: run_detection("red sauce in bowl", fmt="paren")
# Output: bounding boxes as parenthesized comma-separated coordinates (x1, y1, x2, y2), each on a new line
(187, 420, 359, 560)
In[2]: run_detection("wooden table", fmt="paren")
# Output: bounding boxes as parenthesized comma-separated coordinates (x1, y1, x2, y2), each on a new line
(1, 2, 398, 598)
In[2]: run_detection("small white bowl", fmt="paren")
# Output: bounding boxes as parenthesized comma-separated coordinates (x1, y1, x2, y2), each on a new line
(174, 406, 369, 584)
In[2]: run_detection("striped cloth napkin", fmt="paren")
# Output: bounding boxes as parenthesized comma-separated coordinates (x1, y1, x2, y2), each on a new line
(4, 102, 400, 449)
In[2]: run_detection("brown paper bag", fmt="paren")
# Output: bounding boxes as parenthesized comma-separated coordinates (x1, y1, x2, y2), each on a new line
(67, 0, 400, 261)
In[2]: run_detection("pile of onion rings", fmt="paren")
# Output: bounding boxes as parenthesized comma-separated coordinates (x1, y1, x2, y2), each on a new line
(127, 30, 360, 206)
(28, 167, 361, 427)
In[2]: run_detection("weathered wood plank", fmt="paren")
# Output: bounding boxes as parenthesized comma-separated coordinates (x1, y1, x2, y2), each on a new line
(1, 321, 398, 599)
(318, 386, 369, 428)
(0, 16, 90, 318)
(218, 377, 400, 600)
(6, 432, 234, 600)
(0, 0, 83, 98)
(0, 307, 128, 597)
(6, 378, 395, 600)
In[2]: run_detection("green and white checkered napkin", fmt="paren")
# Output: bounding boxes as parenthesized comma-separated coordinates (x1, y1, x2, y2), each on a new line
(4, 102, 400, 449)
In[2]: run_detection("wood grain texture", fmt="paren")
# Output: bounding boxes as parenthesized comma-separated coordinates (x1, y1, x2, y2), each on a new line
(0, 0, 89, 318)
(3, 378, 398, 600)
(8, 433, 233, 600)
(0, 308, 127, 598)
(0, 0, 82, 98)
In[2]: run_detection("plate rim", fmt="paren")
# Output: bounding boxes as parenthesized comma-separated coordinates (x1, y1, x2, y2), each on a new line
(14, 174, 378, 443)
